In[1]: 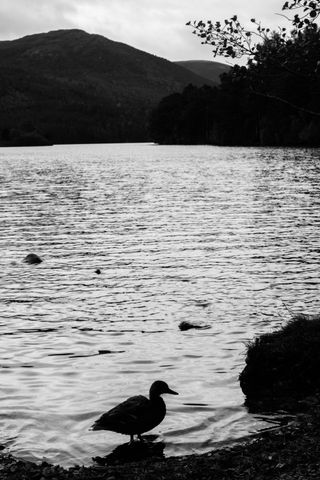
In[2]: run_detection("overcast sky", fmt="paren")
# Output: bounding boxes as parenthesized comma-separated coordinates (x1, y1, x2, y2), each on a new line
(0, 0, 288, 62)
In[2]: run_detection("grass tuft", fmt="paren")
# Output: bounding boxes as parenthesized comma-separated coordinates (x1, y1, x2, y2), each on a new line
(239, 315, 320, 411)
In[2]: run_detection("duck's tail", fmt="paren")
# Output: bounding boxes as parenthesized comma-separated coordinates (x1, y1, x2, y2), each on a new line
(90, 419, 105, 431)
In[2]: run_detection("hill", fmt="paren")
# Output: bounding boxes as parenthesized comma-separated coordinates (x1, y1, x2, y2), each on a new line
(0, 29, 210, 145)
(175, 60, 230, 85)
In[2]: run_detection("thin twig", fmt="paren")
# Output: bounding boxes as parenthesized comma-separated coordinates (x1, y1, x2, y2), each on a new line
(250, 88, 320, 116)
(282, 301, 296, 318)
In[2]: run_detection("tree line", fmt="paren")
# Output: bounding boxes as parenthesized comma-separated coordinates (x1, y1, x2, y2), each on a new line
(149, 0, 320, 146)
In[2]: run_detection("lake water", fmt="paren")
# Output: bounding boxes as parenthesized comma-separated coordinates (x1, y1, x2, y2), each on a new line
(1, 143, 320, 466)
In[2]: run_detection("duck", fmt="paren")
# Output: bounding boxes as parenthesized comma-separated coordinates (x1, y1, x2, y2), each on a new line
(91, 380, 178, 442)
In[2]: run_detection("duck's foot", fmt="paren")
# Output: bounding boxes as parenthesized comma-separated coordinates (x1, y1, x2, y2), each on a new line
(129, 434, 144, 443)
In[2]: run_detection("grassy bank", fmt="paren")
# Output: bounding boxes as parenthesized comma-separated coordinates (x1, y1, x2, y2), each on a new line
(240, 314, 320, 412)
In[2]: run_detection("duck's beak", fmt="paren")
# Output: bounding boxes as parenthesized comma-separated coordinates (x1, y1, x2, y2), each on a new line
(167, 387, 179, 395)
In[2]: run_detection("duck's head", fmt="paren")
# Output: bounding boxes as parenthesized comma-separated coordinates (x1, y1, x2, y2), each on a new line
(149, 380, 178, 399)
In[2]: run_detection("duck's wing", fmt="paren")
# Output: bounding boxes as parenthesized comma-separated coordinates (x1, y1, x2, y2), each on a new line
(92, 395, 150, 432)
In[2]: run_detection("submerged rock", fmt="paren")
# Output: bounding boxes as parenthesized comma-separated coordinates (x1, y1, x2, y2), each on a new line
(23, 253, 42, 265)
(179, 321, 211, 331)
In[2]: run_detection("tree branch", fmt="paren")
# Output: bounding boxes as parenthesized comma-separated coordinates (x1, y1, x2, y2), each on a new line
(250, 87, 320, 116)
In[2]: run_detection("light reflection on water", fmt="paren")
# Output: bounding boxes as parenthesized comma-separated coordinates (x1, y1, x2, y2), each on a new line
(1, 143, 320, 466)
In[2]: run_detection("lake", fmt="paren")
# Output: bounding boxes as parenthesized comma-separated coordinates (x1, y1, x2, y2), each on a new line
(1, 143, 320, 466)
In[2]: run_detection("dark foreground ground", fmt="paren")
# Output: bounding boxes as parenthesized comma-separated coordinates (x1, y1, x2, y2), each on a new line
(1, 405, 320, 480)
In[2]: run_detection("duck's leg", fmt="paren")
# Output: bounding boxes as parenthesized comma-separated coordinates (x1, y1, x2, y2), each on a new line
(137, 434, 144, 442)
(129, 434, 135, 444)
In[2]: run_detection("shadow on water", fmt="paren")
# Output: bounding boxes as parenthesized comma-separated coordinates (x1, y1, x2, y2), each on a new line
(93, 436, 165, 465)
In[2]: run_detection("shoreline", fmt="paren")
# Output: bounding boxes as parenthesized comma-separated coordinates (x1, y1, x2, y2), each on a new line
(2, 408, 320, 479)
(3, 316, 320, 479)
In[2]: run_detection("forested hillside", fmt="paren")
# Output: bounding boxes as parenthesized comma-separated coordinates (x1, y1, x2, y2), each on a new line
(175, 60, 230, 85)
(0, 29, 209, 146)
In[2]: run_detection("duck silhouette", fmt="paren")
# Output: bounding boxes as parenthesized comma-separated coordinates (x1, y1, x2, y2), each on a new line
(91, 380, 178, 442)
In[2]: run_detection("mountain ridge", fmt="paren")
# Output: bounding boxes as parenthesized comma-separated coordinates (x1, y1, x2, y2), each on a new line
(0, 29, 213, 145)
(175, 60, 230, 85)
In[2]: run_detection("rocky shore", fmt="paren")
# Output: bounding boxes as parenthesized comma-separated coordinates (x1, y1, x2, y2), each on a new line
(1, 407, 320, 480)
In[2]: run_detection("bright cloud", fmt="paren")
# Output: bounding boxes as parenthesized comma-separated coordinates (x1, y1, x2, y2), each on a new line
(0, 0, 288, 62)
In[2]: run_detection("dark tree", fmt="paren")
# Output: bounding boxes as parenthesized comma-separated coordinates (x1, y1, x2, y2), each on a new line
(187, 0, 320, 60)
(149, 1, 320, 146)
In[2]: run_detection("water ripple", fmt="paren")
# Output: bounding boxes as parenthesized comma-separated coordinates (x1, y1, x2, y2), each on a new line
(0, 144, 320, 465)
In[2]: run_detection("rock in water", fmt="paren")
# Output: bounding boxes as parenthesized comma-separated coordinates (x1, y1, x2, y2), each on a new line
(23, 253, 42, 265)
(179, 321, 210, 331)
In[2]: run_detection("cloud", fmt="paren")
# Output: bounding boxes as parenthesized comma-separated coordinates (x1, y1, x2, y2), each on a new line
(0, 0, 76, 38)
(0, 0, 289, 62)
